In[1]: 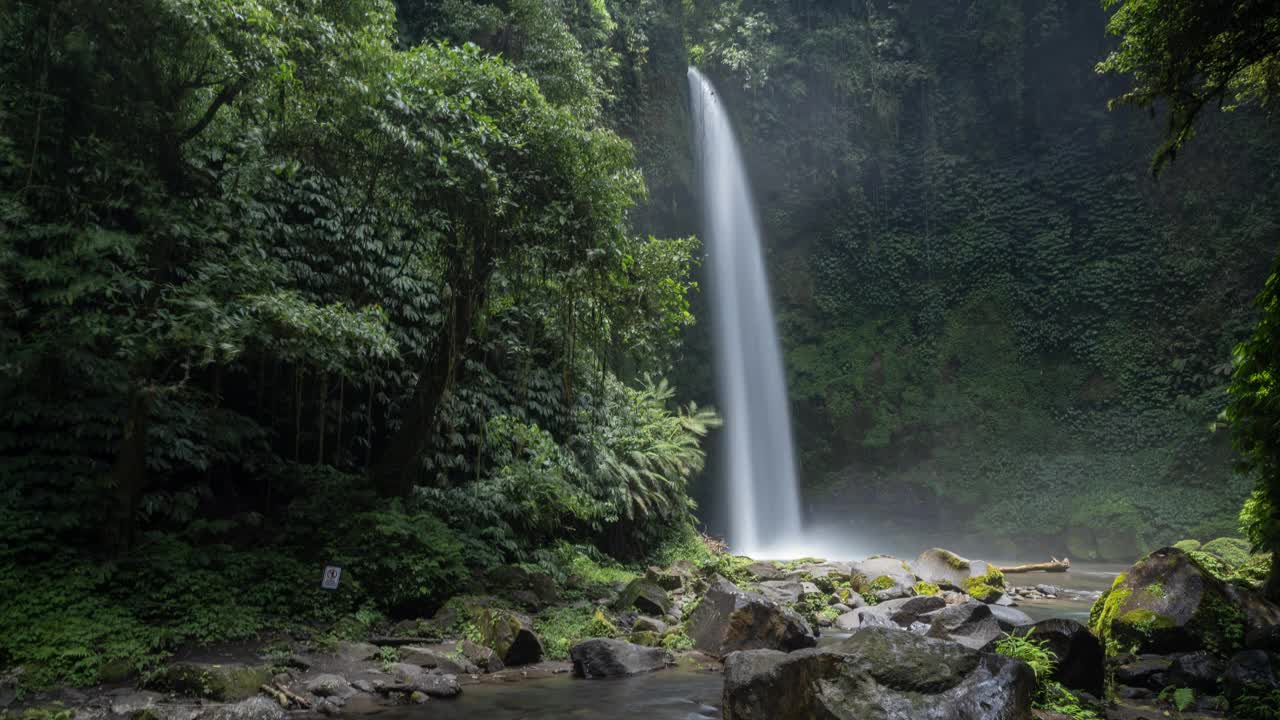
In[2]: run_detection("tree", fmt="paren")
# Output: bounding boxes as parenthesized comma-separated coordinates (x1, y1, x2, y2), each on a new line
(1097, 0, 1280, 171)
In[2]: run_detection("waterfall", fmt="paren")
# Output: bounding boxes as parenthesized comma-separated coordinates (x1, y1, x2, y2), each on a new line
(688, 67, 803, 556)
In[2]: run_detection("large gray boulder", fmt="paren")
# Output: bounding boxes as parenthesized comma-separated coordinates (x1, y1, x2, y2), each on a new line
(853, 557, 917, 600)
(926, 601, 1003, 651)
(303, 674, 357, 699)
(757, 580, 806, 606)
(877, 595, 947, 626)
(688, 576, 817, 657)
(569, 639, 672, 678)
(614, 577, 672, 616)
(722, 626, 1034, 720)
(1090, 547, 1257, 655)
(834, 607, 896, 632)
(914, 549, 976, 589)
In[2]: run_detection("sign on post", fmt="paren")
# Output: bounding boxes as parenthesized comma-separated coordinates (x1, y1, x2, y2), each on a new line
(321, 564, 342, 591)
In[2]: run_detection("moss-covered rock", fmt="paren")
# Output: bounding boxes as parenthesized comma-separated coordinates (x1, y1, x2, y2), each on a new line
(1088, 547, 1245, 657)
(628, 630, 661, 646)
(614, 577, 671, 616)
(471, 606, 544, 666)
(912, 548, 971, 589)
(151, 662, 272, 701)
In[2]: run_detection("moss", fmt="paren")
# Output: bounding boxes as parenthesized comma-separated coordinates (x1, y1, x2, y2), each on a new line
(1145, 582, 1166, 598)
(965, 582, 1002, 603)
(1189, 589, 1245, 657)
(1118, 609, 1175, 636)
(629, 630, 661, 646)
(869, 575, 895, 592)
(1089, 578, 1133, 655)
(660, 627, 693, 651)
(534, 606, 619, 660)
(1200, 537, 1251, 569)
(1190, 550, 1233, 581)
(1172, 539, 1202, 553)
(913, 581, 942, 597)
(931, 549, 970, 570)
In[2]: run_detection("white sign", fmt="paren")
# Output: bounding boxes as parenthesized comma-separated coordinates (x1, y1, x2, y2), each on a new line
(321, 565, 342, 591)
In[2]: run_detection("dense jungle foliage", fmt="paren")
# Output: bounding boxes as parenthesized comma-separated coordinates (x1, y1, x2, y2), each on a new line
(3, 0, 1280, 689)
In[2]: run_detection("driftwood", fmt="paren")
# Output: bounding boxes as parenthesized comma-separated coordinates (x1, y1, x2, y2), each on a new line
(261, 683, 312, 709)
(260, 685, 290, 708)
(996, 557, 1070, 574)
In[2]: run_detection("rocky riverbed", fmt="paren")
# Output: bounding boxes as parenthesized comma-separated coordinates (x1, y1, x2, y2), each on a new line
(5, 546, 1279, 720)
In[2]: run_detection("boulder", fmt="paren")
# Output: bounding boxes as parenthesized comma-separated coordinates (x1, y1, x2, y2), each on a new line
(834, 608, 896, 632)
(914, 549, 976, 589)
(1018, 619, 1104, 696)
(926, 601, 1003, 651)
(615, 577, 672, 616)
(746, 562, 787, 581)
(876, 595, 946, 626)
(569, 639, 672, 678)
(987, 606, 1034, 631)
(152, 663, 272, 702)
(397, 645, 480, 674)
(1089, 547, 1248, 655)
(458, 639, 503, 672)
(757, 581, 806, 606)
(1113, 655, 1172, 689)
(471, 607, 544, 666)
(633, 616, 668, 635)
(1223, 583, 1280, 638)
(385, 663, 461, 698)
(687, 576, 816, 657)
(303, 674, 356, 699)
(645, 566, 686, 591)
(722, 626, 1035, 720)
(330, 642, 378, 664)
(1223, 649, 1278, 699)
(853, 557, 917, 601)
(1168, 651, 1223, 693)
(200, 698, 284, 720)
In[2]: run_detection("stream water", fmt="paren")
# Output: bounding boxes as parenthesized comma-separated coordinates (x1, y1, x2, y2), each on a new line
(379, 562, 1122, 719)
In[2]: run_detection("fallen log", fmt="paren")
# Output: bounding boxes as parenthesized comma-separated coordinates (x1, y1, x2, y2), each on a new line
(274, 683, 312, 709)
(260, 685, 290, 708)
(996, 557, 1070, 574)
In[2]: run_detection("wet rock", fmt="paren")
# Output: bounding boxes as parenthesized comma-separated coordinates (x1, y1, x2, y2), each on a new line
(152, 663, 273, 702)
(398, 645, 480, 675)
(1223, 650, 1278, 698)
(830, 603, 853, 614)
(1019, 619, 1104, 696)
(877, 595, 946, 626)
(471, 607, 544, 666)
(1114, 685, 1153, 700)
(722, 626, 1034, 720)
(1114, 655, 1173, 690)
(853, 556, 917, 600)
(385, 663, 461, 698)
(927, 601, 1003, 651)
(1169, 651, 1223, 693)
(615, 577, 672, 616)
(303, 674, 356, 699)
(459, 639, 504, 673)
(834, 608, 895, 632)
(757, 581, 806, 606)
(687, 576, 816, 657)
(645, 566, 686, 591)
(914, 548, 976, 589)
(633, 616, 668, 635)
(1090, 547, 1248, 655)
(569, 639, 672, 678)
(200, 698, 284, 720)
(745, 562, 787, 581)
(988, 606, 1033, 631)
(351, 680, 376, 694)
(108, 691, 165, 716)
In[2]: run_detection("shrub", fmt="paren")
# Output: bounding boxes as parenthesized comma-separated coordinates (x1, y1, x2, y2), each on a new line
(534, 606, 619, 659)
(338, 504, 469, 617)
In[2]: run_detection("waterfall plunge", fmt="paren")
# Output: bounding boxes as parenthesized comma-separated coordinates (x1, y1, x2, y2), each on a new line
(688, 67, 803, 556)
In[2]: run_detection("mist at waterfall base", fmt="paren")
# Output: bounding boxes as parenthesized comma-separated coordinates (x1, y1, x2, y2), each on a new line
(689, 67, 855, 560)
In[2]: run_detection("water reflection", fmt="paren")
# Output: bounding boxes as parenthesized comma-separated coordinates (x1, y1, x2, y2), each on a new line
(377, 671, 722, 720)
